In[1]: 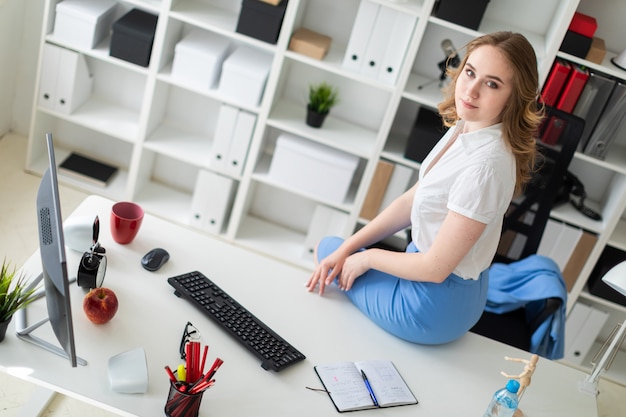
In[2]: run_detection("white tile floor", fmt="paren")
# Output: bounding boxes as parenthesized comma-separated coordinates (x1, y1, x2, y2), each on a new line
(0, 132, 624, 416)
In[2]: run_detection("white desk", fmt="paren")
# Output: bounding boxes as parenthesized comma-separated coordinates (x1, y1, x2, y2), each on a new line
(1, 196, 597, 417)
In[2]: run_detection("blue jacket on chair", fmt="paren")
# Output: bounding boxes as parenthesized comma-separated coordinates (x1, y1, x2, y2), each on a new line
(484, 255, 567, 360)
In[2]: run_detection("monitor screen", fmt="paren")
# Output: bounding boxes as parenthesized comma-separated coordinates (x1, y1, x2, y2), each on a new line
(34, 133, 78, 366)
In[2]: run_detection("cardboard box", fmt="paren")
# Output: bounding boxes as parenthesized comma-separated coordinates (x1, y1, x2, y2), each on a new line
(54, 0, 117, 50)
(110, 8, 158, 67)
(236, 0, 288, 44)
(218, 46, 272, 107)
(268, 134, 359, 203)
(585, 37, 606, 65)
(288, 28, 332, 60)
(172, 30, 232, 89)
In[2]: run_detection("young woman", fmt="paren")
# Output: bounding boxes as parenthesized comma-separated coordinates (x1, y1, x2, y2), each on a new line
(306, 32, 543, 344)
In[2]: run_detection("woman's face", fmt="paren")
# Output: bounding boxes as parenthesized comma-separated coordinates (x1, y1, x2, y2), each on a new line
(455, 45, 514, 132)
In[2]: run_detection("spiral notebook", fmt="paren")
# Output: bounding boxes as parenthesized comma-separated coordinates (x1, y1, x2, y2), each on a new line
(314, 360, 418, 412)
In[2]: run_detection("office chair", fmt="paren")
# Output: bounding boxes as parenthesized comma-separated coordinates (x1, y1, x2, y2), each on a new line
(470, 107, 584, 356)
(494, 106, 585, 263)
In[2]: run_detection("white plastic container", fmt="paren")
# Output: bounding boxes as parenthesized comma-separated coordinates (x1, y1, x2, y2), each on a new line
(268, 134, 359, 203)
(53, 0, 118, 50)
(171, 29, 232, 89)
(218, 46, 272, 107)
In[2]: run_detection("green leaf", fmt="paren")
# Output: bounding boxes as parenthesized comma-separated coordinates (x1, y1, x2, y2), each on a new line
(308, 82, 339, 114)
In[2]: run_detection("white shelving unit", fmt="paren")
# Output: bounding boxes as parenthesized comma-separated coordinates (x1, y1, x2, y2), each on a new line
(551, 0, 626, 386)
(27, 0, 626, 383)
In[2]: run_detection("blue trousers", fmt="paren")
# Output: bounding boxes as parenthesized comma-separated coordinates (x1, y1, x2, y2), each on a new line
(316, 236, 489, 344)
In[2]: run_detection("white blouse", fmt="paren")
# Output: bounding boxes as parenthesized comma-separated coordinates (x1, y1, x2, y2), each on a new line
(411, 122, 516, 279)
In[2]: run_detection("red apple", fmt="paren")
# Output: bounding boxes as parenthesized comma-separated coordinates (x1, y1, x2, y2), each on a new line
(83, 287, 119, 324)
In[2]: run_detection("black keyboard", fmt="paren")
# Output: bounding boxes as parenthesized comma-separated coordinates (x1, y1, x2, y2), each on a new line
(167, 271, 305, 372)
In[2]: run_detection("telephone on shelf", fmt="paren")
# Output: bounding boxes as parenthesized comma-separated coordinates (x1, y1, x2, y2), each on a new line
(555, 171, 602, 221)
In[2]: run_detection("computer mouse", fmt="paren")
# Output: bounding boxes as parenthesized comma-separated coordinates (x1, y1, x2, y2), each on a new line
(141, 248, 170, 271)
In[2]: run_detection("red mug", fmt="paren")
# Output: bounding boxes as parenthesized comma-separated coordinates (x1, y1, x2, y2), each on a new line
(110, 202, 144, 244)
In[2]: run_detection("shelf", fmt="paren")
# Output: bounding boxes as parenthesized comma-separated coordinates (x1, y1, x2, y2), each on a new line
(381, 131, 421, 169)
(168, 0, 276, 52)
(26, 146, 128, 201)
(402, 72, 445, 109)
(169, 0, 239, 35)
(134, 181, 194, 225)
(39, 97, 141, 143)
(282, 48, 395, 91)
(236, 215, 314, 270)
(252, 154, 357, 212)
(267, 98, 378, 159)
(574, 145, 626, 177)
(579, 290, 626, 316)
(558, 50, 626, 84)
(143, 124, 213, 168)
(549, 200, 605, 235)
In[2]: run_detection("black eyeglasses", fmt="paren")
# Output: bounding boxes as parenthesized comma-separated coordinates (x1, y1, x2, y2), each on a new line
(179, 321, 200, 360)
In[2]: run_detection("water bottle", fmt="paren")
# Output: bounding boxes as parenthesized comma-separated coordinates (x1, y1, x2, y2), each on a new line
(483, 379, 520, 417)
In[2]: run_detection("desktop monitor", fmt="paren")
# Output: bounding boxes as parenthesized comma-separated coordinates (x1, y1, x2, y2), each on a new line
(15, 133, 84, 366)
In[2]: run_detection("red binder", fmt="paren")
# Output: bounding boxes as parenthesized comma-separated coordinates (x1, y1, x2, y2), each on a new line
(541, 60, 571, 107)
(556, 64, 590, 113)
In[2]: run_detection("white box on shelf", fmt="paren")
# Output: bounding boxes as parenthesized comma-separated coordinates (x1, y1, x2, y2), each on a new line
(218, 46, 272, 107)
(53, 0, 118, 50)
(171, 29, 232, 89)
(268, 134, 359, 203)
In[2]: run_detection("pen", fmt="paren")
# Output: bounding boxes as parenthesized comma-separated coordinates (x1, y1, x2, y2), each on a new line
(164, 365, 177, 384)
(361, 370, 378, 407)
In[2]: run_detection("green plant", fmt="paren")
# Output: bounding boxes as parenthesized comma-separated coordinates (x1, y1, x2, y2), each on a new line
(308, 81, 339, 114)
(0, 258, 37, 322)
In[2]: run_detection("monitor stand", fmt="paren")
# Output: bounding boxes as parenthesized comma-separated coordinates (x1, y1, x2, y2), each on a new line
(14, 272, 87, 366)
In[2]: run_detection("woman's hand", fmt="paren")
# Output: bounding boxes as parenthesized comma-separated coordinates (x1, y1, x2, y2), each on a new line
(336, 251, 371, 292)
(306, 248, 373, 294)
(306, 248, 346, 295)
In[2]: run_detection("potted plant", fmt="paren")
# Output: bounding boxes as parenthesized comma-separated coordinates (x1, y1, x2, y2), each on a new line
(0, 258, 37, 342)
(306, 81, 339, 128)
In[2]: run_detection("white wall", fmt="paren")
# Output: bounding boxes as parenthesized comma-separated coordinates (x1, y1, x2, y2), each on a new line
(0, 0, 23, 136)
(13, 1, 44, 136)
(0, 0, 43, 137)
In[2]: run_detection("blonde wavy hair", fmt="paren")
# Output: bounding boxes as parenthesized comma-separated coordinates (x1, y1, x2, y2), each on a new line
(438, 31, 543, 195)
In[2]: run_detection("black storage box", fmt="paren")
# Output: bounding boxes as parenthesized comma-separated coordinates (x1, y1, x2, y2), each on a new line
(236, 0, 288, 44)
(587, 246, 626, 307)
(404, 107, 447, 163)
(559, 30, 593, 59)
(433, 0, 490, 30)
(110, 8, 158, 67)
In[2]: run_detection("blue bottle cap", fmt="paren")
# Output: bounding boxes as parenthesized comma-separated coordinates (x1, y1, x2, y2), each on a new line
(506, 379, 520, 393)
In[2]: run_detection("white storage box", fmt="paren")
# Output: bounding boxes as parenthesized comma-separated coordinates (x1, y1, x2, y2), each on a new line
(268, 134, 359, 203)
(218, 46, 272, 107)
(171, 29, 232, 89)
(54, 0, 118, 50)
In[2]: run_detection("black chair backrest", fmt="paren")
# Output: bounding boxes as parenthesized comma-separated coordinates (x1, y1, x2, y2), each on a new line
(495, 106, 585, 263)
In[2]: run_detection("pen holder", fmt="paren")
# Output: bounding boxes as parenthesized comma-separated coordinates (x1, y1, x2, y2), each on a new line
(164, 381, 204, 417)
